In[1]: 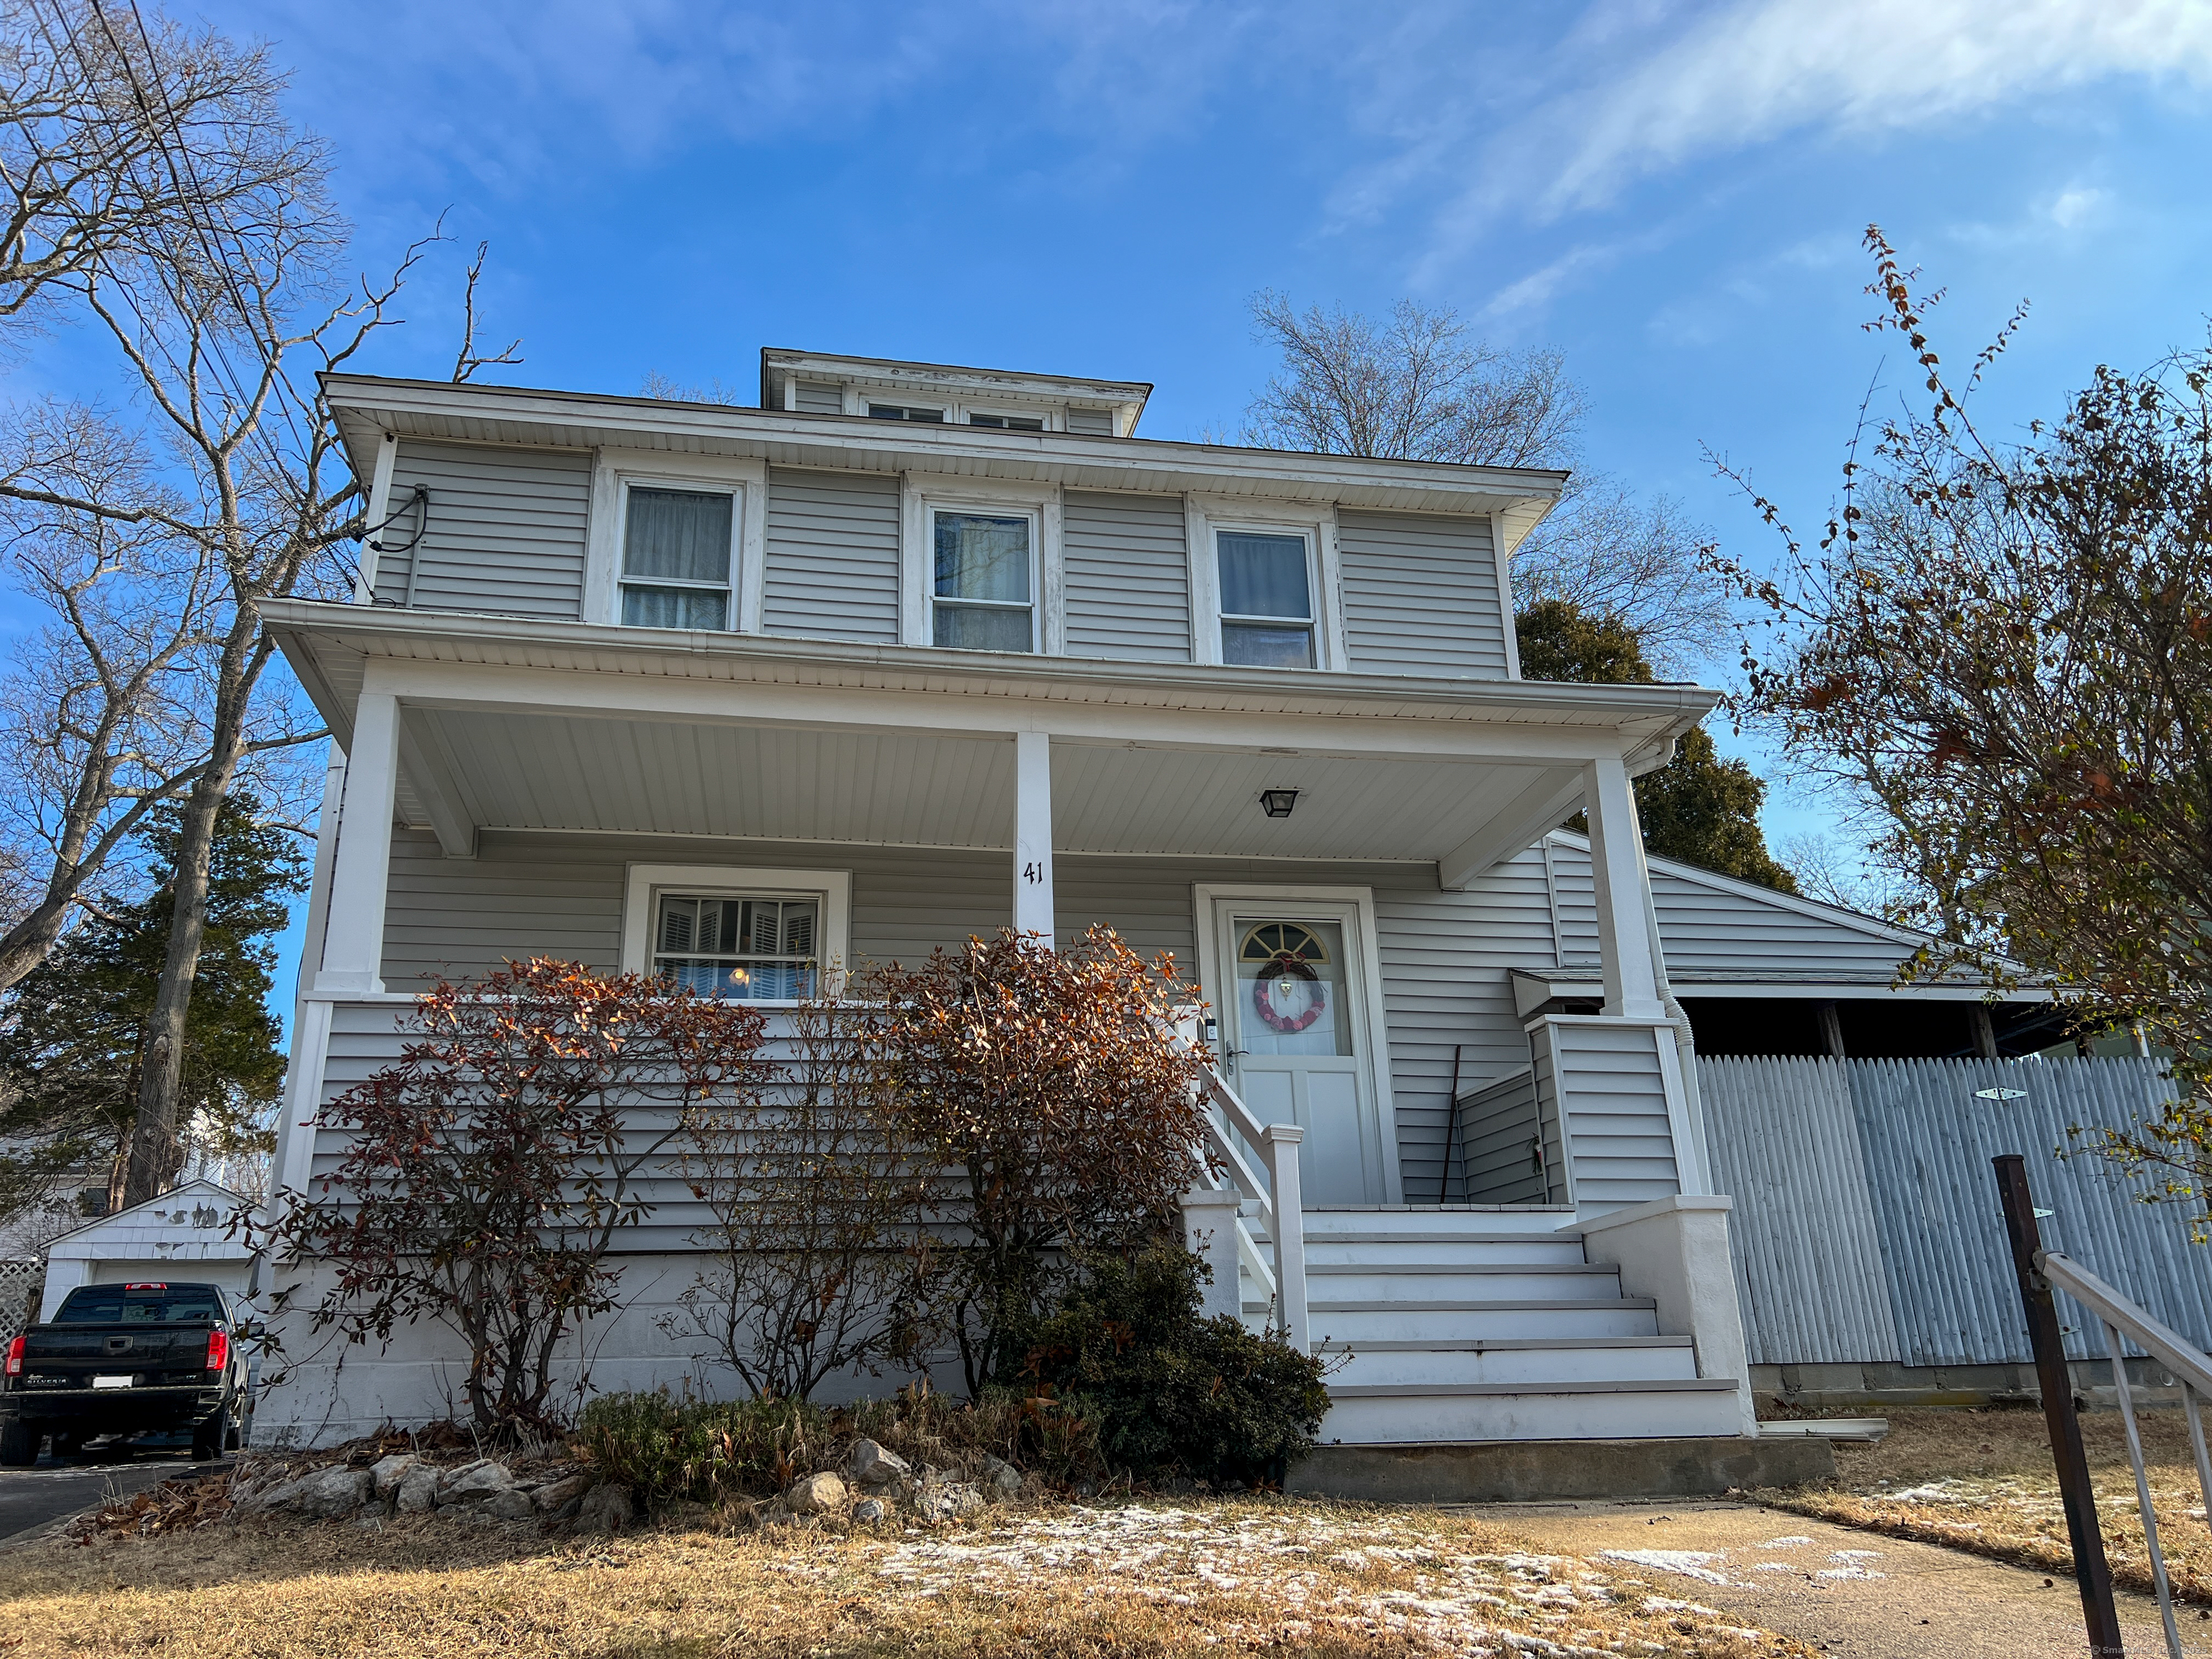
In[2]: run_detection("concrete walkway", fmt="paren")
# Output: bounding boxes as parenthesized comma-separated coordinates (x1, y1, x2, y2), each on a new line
(1478, 1498, 2196, 1659)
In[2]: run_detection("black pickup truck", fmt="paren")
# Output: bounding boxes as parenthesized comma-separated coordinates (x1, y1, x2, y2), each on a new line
(0, 1282, 256, 1465)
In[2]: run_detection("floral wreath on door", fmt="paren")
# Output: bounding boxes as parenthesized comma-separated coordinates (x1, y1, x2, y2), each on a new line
(1241, 921, 1331, 1036)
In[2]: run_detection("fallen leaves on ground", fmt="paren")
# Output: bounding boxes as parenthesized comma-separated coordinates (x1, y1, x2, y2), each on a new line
(0, 1496, 1817, 1657)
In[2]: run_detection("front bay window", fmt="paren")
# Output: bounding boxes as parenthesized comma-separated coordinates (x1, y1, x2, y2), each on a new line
(932, 510, 1035, 651)
(621, 486, 734, 629)
(653, 893, 819, 999)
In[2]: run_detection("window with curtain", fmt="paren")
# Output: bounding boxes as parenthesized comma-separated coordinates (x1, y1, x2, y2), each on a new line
(1217, 531, 1314, 668)
(932, 511, 1035, 651)
(653, 893, 819, 999)
(621, 487, 734, 629)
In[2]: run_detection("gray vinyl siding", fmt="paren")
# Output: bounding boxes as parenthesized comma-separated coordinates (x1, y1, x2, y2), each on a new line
(367, 441, 591, 620)
(1336, 508, 1510, 679)
(761, 467, 902, 642)
(375, 834, 1570, 1202)
(1456, 1068, 1564, 1206)
(1547, 836, 1913, 978)
(1066, 407, 1113, 436)
(1538, 1017, 1681, 1210)
(1062, 491, 1190, 663)
(793, 381, 844, 415)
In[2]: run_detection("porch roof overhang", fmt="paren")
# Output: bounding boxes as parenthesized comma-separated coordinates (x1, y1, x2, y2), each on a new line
(265, 599, 1720, 878)
(320, 374, 1570, 553)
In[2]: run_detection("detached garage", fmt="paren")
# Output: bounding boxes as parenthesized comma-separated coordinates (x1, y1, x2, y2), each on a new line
(37, 1180, 256, 1322)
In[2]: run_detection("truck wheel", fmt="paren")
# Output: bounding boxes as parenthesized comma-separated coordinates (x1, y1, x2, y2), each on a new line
(0, 1421, 40, 1467)
(190, 1422, 221, 1462)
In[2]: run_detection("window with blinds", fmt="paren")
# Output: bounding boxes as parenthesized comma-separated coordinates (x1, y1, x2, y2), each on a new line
(652, 893, 819, 999)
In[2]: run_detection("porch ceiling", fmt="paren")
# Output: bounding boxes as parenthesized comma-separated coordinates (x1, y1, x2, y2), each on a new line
(398, 706, 1573, 864)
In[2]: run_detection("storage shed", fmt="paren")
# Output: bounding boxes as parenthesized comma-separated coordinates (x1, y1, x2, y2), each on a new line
(37, 1179, 256, 1321)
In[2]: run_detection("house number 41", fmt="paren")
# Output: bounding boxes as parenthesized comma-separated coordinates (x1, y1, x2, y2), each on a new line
(1022, 862, 1046, 884)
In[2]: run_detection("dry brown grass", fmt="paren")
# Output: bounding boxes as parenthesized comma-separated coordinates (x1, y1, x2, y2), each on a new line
(0, 1497, 1816, 1658)
(1754, 1404, 2212, 1604)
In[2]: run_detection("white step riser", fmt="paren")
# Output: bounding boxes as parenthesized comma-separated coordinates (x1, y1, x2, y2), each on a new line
(1300, 1305, 1662, 1342)
(1319, 1387, 1745, 1445)
(1300, 1208, 1576, 1240)
(1327, 1344, 1702, 1389)
(1304, 1267, 1621, 1303)
(1303, 1238, 1589, 1267)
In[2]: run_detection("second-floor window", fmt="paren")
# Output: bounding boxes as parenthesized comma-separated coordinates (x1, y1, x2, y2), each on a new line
(932, 511, 1035, 651)
(869, 403, 945, 422)
(622, 487, 734, 629)
(1217, 530, 1315, 668)
(968, 412, 1046, 431)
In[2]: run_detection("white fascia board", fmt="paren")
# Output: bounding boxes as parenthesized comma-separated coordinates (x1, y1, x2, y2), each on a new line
(758, 347, 1151, 415)
(319, 376, 1567, 521)
(264, 599, 1719, 750)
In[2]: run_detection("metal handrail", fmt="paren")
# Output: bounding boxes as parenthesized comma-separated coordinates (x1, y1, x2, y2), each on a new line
(2042, 1248, 2212, 1659)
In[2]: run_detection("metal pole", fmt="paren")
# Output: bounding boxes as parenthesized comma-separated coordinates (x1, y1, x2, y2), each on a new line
(1995, 1154, 2126, 1658)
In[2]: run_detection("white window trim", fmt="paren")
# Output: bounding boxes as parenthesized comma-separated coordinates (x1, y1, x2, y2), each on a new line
(620, 864, 853, 999)
(961, 405, 1058, 432)
(1489, 510, 1523, 679)
(1189, 881, 1403, 1205)
(1184, 495, 1346, 671)
(900, 473, 1064, 654)
(585, 451, 767, 631)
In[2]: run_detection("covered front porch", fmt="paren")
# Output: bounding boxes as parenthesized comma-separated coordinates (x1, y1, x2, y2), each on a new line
(272, 600, 1721, 1223)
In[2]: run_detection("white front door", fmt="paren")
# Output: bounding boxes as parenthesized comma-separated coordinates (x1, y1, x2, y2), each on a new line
(1209, 899, 1391, 1206)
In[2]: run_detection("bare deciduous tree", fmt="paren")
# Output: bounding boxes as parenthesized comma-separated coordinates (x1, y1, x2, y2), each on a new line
(0, 2, 318, 325)
(1243, 292, 1728, 675)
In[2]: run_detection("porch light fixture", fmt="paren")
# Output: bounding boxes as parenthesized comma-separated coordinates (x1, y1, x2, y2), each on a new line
(1259, 787, 1300, 819)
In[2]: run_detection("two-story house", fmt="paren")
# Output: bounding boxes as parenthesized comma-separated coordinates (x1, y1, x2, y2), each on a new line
(258, 347, 2007, 1461)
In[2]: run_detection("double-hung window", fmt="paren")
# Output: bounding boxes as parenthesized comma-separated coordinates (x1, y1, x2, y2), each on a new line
(621, 486, 734, 629)
(1217, 531, 1315, 668)
(652, 892, 819, 1000)
(932, 510, 1035, 652)
(869, 403, 945, 423)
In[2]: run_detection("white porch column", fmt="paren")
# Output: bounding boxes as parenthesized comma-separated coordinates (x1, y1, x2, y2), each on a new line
(1014, 729, 1054, 944)
(315, 691, 400, 996)
(1583, 755, 1665, 1020)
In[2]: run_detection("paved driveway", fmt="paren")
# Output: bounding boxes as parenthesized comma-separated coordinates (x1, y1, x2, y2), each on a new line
(1481, 1498, 2198, 1659)
(0, 1445, 209, 1544)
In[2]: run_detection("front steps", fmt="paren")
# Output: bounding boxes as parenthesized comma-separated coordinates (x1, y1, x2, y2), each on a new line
(1254, 1206, 1748, 1445)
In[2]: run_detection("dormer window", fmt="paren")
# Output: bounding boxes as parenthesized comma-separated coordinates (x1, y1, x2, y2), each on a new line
(868, 403, 945, 423)
(1218, 530, 1316, 668)
(621, 486, 734, 629)
(932, 510, 1035, 652)
(968, 413, 1046, 431)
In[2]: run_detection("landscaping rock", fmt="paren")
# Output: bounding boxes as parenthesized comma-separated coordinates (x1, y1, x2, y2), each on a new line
(915, 1481, 985, 1522)
(295, 1466, 374, 1519)
(395, 1465, 439, 1514)
(485, 1488, 537, 1521)
(981, 1455, 1021, 1497)
(369, 1453, 418, 1501)
(437, 1460, 521, 1506)
(783, 1471, 847, 1515)
(848, 1439, 912, 1488)
(531, 1472, 593, 1512)
(852, 1496, 890, 1524)
(576, 1481, 633, 1535)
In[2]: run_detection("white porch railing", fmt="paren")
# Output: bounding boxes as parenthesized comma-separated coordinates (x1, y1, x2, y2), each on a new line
(2041, 1249, 2212, 1659)
(1188, 1064, 1310, 1354)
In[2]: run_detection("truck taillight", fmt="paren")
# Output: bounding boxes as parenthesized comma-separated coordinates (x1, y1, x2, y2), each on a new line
(204, 1329, 228, 1372)
(4, 1335, 22, 1377)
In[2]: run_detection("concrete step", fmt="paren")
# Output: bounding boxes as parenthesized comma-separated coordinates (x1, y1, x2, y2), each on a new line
(1321, 1336, 1701, 1389)
(1287, 1299, 1663, 1343)
(1300, 1206, 1577, 1240)
(1301, 1234, 1590, 1268)
(1300, 1262, 1624, 1303)
(1319, 1377, 1745, 1445)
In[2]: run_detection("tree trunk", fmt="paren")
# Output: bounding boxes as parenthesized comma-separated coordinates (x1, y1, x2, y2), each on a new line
(119, 632, 258, 1209)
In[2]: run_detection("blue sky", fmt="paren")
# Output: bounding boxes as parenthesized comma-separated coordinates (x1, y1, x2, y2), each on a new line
(17, 0, 2212, 1018)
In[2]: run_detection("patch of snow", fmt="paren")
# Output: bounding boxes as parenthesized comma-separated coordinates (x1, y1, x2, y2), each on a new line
(1755, 1534, 1812, 1549)
(1640, 1595, 1722, 1615)
(1889, 1481, 1965, 1503)
(1599, 1550, 1730, 1586)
